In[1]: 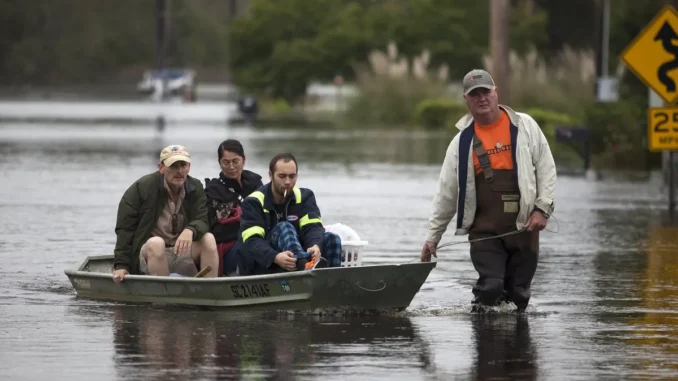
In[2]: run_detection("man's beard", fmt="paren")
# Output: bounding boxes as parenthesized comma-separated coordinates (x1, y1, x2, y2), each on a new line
(274, 184, 283, 196)
(274, 184, 288, 200)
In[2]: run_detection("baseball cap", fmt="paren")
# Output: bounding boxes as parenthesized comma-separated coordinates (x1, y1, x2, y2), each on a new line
(159, 145, 191, 166)
(462, 69, 496, 95)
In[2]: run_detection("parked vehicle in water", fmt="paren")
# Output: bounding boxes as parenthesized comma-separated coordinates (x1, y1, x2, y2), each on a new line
(137, 68, 197, 102)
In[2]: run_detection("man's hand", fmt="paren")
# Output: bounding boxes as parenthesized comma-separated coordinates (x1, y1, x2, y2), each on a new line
(274, 251, 297, 271)
(306, 244, 321, 259)
(113, 269, 129, 285)
(523, 211, 548, 232)
(174, 229, 194, 255)
(420, 241, 437, 262)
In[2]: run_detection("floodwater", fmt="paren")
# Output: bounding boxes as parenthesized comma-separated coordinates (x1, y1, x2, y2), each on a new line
(1, 105, 678, 381)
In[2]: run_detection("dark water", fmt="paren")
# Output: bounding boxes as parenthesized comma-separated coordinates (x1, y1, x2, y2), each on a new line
(1, 119, 678, 380)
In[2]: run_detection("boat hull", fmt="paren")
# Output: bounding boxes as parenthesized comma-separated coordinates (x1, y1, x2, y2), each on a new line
(64, 255, 435, 311)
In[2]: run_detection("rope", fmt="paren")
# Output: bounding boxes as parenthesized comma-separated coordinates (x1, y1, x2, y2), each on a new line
(403, 214, 560, 263)
(436, 228, 526, 249)
(436, 213, 560, 250)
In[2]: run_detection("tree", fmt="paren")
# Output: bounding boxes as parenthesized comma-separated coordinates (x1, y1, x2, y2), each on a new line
(228, 0, 548, 104)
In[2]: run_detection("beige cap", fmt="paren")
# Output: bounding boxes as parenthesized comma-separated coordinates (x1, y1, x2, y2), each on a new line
(159, 145, 191, 166)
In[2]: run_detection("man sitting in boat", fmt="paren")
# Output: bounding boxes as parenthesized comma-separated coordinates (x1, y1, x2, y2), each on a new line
(204, 139, 263, 276)
(223, 153, 342, 276)
(112, 145, 219, 284)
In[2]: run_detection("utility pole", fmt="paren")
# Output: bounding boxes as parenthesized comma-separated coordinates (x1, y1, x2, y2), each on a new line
(155, 0, 168, 133)
(228, 0, 237, 19)
(226, 0, 237, 84)
(490, 0, 510, 103)
(156, 0, 168, 99)
(601, 0, 610, 78)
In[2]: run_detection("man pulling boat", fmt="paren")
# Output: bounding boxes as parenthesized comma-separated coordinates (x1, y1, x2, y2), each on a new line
(420, 69, 557, 312)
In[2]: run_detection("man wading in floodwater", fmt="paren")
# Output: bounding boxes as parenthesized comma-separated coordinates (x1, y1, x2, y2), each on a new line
(420, 69, 557, 312)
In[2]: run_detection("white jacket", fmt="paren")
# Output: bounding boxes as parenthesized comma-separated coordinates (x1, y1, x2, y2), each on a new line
(425, 104, 556, 243)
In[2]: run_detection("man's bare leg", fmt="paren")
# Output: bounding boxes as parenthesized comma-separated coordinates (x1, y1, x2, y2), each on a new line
(143, 237, 170, 276)
(190, 232, 219, 278)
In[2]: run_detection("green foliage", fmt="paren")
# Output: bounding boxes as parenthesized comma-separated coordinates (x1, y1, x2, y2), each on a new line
(172, 1, 230, 68)
(413, 98, 468, 129)
(264, 98, 293, 115)
(0, 0, 232, 85)
(228, 0, 548, 105)
(583, 101, 643, 155)
(343, 75, 446, 127)
(521, 107, 583, 168)
(582, 101, 660, 170)
(228, 0, 349, 103)
(0, 1, 156, 84)
(523, 108, 577, 143)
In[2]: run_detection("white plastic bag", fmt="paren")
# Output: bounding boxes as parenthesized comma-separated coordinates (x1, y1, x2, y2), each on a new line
(324, 223, 362, 242)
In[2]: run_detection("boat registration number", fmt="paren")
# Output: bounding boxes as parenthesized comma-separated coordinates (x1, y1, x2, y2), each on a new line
(231, 283, 272, 298)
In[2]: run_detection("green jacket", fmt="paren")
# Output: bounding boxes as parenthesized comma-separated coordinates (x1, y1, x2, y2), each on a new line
(113, 171, 209, 274)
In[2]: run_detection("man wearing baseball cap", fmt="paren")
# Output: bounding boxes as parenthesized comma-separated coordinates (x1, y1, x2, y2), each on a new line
(420, 69, 557, 313)
(112, 144, 219, 283)
(461, 68, 497, 95)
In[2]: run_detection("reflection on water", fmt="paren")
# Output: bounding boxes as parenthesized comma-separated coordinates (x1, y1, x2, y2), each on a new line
(243, 128, 458, 166)
(470, 315, 538, 381)
(0, 123, 458, 167)
(109, 306, 432, 381)
(643, 227, 678, 311)
(106, 304, 543, 381)
(624, 227, 678, 377)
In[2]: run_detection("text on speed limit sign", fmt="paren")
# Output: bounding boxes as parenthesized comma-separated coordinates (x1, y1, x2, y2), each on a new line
(649, 108, 678, 151)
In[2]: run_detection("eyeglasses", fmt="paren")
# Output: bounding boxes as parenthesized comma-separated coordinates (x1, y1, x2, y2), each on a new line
(220, 159, 242, 168)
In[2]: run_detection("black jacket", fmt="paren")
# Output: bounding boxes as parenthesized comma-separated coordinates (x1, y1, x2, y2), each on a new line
(229, 183, 325, 275)
(204, 169, 263, 244)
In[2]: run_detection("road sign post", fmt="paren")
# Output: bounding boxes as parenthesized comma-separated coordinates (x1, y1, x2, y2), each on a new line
(648, 108, 678, 220)
(672, 151, 676, 221)
(621, 5, 678, 220)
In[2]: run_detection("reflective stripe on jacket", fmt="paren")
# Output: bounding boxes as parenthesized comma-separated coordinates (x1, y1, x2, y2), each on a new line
(236, 183, 324, 273)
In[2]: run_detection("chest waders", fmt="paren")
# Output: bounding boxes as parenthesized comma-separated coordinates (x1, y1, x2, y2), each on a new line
(468, 134, 539, 311)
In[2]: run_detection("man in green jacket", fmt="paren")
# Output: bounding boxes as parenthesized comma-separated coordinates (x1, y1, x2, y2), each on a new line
(112, 144, 219, 284)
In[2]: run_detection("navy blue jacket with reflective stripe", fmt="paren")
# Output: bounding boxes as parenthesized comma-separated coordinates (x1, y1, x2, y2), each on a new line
(235, 182, 324, 274)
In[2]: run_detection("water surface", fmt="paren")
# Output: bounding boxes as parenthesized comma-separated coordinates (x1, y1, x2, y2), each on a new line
(1, 112, 677, 380)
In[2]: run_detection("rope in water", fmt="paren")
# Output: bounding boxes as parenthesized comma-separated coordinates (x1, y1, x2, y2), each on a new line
(436, 228, 526, 249)
(435, 213, 560, 250)
(403, 214, 560, 263)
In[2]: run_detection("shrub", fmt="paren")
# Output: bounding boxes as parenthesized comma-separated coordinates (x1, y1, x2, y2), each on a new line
(523, 108, 577, 144)
(262, 98, 293, 115)
(413, 98, 468, 129)
(582, 101, 660, 170)
(517, 108, 584, 168)
(343, 42, 451, 127)
(483, 46, 608, 119)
